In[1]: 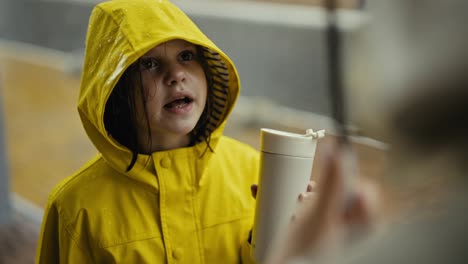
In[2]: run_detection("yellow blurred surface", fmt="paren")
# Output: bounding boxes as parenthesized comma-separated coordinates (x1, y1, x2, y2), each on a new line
(0, 47, 96, 208)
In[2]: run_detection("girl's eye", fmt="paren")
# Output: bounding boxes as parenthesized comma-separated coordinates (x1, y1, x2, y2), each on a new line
(140, 58, 159, 70)
(179, 50, 195, 61)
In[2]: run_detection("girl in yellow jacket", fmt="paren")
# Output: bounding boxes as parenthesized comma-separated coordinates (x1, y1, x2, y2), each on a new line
(36, 0, 260, 262)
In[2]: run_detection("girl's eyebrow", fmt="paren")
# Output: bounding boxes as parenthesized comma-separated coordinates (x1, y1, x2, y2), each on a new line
(140, 55, 156, 60)
(142, 44, 196, 59)
(179, 44, 197, 52)
(183, 44, 196, 49)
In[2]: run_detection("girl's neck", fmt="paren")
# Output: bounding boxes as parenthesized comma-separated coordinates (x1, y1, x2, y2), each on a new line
(138, 132, 190, 154)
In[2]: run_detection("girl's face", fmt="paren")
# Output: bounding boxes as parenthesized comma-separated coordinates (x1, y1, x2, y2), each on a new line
(134, 39, 208, 151)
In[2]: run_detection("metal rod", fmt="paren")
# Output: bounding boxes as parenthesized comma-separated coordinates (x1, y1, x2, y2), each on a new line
(325, 0, 349, 146)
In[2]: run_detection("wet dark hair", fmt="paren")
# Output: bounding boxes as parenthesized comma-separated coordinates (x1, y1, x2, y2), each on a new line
(392, 68, 468, 152)
(104, 46, 214, 171)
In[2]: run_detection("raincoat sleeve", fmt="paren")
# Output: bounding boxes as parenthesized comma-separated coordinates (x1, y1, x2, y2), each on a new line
(36, 200, 94, 264)
(240, 148, 260, 264)
(241, 238, 258, 264)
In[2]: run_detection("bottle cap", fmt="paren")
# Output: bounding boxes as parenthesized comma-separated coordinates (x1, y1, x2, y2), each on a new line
(260, 128, 325, 158)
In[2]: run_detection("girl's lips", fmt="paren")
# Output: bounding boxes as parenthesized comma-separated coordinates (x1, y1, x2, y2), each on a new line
(163, 92, 195, 114)
(164, 97, 193, 109)
(164, 99, 193, 114)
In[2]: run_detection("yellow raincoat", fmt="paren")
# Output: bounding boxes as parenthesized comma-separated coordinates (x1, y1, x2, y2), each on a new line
(36, 0, 259, 263)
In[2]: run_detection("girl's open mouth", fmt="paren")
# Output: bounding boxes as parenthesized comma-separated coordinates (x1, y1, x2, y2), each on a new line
(164, 97, 193, 109)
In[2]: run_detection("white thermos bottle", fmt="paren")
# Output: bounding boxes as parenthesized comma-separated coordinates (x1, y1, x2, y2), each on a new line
(252, 128, 325, 263)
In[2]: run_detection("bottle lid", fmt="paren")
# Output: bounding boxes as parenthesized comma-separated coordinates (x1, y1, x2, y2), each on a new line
(260, 128, 325, 158)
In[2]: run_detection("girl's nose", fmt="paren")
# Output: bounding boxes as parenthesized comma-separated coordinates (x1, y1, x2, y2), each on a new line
(166, 64, 186, 86)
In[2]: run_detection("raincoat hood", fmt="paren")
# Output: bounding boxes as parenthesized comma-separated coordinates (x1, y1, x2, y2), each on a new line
(78, 0, 241, 176)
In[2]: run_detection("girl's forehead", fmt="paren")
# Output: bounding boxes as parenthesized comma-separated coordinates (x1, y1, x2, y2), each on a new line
(144, 39, 196, 56)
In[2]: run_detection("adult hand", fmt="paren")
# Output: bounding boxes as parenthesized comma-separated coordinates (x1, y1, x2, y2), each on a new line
(267, 145, 380, 264)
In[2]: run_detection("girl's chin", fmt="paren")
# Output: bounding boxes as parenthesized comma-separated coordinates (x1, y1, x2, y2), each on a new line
(159, 125, 198, 139)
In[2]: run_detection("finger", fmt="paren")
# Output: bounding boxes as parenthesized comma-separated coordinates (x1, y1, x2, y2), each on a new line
(298, 192, 308, 202)
(290, 213, 296, 223)
(307, 144, 346, 223)
(306, 181, 317, 193)
(344, 180, 380, 227)
(297, 192, 316, 202)
(285, 145, 346, 255)
(251, 184, 258, 199)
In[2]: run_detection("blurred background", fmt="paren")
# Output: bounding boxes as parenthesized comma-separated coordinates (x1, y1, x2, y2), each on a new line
(0, 0, 391, 262)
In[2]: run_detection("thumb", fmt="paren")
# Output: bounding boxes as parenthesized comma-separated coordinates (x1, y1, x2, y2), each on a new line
(291, 146, 347, 253)
(311, 146, 347, 225)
